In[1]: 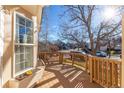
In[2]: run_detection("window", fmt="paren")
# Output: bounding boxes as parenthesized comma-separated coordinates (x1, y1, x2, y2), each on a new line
(14, 12, 34, 76)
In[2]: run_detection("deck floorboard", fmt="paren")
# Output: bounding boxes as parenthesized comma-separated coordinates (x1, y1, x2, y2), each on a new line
(34, 62, 103, 88)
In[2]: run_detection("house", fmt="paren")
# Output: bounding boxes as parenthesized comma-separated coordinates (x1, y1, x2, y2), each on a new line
(0, 5, 44, 88)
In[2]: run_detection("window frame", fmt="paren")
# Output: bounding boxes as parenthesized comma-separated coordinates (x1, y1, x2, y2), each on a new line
(13, 11, 35, 77)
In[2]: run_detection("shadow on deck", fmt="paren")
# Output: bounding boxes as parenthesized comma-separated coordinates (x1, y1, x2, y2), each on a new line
(34, 61, 103, 88)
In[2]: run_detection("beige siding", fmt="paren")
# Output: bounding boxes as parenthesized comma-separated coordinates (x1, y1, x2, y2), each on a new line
(0, 9, 4, 87)
(2, 13, 12, 86)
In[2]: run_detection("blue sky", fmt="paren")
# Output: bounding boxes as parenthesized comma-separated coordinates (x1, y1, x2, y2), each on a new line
(40, 5, 121, 42)
(40, 5, 66, 41)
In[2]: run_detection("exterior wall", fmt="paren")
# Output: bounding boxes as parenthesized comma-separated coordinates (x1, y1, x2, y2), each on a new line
(0, 8, 4, 87)
(1, 5, 40, 87)
(2, 12, 12, 86)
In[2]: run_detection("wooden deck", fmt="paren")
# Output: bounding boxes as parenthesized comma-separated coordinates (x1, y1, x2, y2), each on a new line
(34, 62, 103, 88)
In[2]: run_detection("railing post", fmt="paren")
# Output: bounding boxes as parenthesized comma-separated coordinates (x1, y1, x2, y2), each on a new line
(59, 52, 63, 64)
(121, 15, 124, 88)
(85, 55, 88, 72)
(72, 53, 74, 66)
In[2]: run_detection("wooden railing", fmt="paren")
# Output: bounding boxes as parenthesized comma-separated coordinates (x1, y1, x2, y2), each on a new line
(57, 52, 90, 72)
(66, 53, 89, 71)
(89, 56, 121, 88)
(38, 52, 59, 64)
(38, 52, 121, 88)
(38, 52, 89, 70)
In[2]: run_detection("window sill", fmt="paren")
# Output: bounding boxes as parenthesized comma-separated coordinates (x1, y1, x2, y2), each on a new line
(8, 66, 45, 88)
(14, 67, 33, 78)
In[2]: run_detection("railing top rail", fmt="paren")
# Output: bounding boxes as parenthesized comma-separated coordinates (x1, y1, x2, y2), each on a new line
(38, 52, 59, 54)
(89, 56, 121, 64)
(38, 51, 122, 64)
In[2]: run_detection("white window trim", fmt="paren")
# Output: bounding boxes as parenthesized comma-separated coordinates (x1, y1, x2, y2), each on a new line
(13, 11, 35, 77)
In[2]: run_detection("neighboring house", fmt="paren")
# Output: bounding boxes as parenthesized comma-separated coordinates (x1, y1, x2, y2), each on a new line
(0, 5, 43, 87)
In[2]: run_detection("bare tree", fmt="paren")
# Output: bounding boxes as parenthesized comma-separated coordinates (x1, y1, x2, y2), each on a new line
(39, 6, 50, 52)
(59, 5, 123, 55)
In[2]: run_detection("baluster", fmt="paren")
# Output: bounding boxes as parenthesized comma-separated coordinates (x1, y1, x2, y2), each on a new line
(93, 58, 96, 81)
(112, 62, 115, 87)
(102, 60, 104, 85)
(97, 58, 100, 83)
(119, 62, 121, 87)
(90, 57, 93, 83)
(96, 59, 98, 81)
(104, 60, 107, 87)
(109, 62, 112, 87)
(115, 63, 118, 87)
(106, 60, 109, 87)
(99, 60, 102, 84)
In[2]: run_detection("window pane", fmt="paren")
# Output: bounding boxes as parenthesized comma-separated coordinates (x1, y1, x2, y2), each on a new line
(20, 63, 25, 71)
(19, 35, 24, 43)
(26, 28, 33, 43)
(15, 64, 21, 73)
(15, 46, 25, 63)
(25, 53, 33, 64)
(25, 62, 31, 68)
(26, 20, 32, 28)
(19, 34, 33, 43)
(25, 46, 33, 63)
(20, 46, 24, 53)
(19, 25, 25, 35)
(15, 45, 20, 54)
(20, 54, 24, 62)
(16, 24, 19, 43)
(15, 55, 20, 63)
(24, 46, 33, 69)
(27, 36, 33, 43)
(25, 46, 33, 54)
(26, 28, 33, 36)
(18, 26, 33, 43)
(16, 15, 19, 24)
(19, 25, 25, 43)
(30, 62, 33, 67)
(16, 15, 25, 26)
